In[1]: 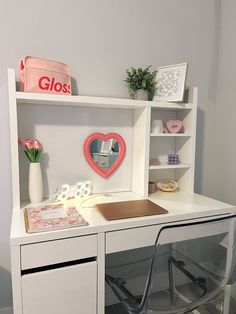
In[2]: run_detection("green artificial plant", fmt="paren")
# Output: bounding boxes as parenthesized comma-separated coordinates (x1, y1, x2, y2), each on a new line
(124, 66, 157, 99)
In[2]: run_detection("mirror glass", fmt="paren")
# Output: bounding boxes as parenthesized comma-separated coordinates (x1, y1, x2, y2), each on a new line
(90, 139, 120, 171)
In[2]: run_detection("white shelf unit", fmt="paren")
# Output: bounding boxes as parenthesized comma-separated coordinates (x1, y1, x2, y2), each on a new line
(8, 69, 197, 210)
(148, 87, 197, 193)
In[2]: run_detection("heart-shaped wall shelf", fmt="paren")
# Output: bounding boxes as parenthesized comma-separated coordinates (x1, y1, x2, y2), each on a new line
(84, 133, 126, 178)
(166, 120, 183, 133)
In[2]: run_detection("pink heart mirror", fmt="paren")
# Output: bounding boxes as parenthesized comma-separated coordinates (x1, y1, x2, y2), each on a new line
(84, 133, 126, 178)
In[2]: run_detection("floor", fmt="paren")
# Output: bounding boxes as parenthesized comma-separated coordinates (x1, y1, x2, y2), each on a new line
(105, 297, 236, 313)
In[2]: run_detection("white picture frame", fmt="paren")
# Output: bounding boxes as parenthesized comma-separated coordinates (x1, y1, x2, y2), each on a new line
(100, 139, 114, 154)
(153, 63, 188, 102)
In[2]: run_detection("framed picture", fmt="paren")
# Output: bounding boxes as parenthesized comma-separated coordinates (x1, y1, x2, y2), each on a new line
(153, 63, 188, 102)
(100, 139, 114, 154)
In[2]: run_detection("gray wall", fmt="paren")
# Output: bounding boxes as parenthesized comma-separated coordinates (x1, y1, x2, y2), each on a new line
(210, 0, 236, 206)
(210, 0, 236, 298)
(0, 0, 219, 310)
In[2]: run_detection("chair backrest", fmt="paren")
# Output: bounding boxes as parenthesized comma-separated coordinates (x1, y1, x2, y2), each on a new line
(106, 215, 236, 314)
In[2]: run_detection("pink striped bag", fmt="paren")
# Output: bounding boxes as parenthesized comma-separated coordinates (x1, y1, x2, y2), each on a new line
(19, 57, 72, 95)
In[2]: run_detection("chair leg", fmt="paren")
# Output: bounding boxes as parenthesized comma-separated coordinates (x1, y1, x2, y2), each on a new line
(168, 257, 175, 306)
(223, 284, 231, 314)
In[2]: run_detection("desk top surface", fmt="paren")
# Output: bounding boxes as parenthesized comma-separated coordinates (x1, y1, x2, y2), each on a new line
(11, 191, 236, 245)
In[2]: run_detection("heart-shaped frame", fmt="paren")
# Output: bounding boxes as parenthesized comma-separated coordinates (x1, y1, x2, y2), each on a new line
(84, 133, 126, 178)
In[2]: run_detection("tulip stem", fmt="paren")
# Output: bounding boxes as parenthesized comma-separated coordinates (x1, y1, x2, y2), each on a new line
(24, 150, 35, 163)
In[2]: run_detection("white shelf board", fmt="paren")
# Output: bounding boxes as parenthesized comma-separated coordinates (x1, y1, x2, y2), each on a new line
(16, 92, 149, 109)
(149, 163, 190, 170)
(16, 92, 193, 110)
(150, 133, 191, 137)
(151, 102, 193, 110)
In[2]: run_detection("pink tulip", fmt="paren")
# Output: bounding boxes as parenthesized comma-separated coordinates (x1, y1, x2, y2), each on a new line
(25, 139, 34, 150)
(18, 138, 25, 147)
(33, 139, 42, 150)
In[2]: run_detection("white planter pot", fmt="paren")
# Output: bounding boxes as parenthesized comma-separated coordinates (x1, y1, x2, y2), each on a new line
(134, 89, 149, 101)
(28, 162, 43, 203)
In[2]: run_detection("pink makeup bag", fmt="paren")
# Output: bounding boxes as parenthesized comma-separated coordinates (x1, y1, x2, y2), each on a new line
(19, 57, 72, 95)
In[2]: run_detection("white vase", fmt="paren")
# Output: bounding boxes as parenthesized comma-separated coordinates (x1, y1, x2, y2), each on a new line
(134, 89, 149, 101)
(29, 162, 43, 203)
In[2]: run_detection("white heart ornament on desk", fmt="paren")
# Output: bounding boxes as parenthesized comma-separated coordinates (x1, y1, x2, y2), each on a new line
(166, 120, 183, 133)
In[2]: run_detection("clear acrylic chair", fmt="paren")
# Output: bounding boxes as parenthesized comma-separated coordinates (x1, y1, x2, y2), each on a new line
(106, 215, 236, 314)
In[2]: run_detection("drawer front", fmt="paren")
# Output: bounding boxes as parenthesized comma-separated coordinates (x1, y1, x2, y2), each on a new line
(106, 225, 160, 254)
(21, 234, 97, 270)
(22, 261, 97, 314)
(106, 219, 231, 254)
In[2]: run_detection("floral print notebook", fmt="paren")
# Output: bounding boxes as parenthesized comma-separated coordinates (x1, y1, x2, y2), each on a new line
(24, 203, 88, 233)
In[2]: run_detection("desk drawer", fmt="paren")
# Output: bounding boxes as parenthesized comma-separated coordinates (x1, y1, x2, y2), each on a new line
(106, 219, 231, 254)
(106, 225, 160, 254)
(22, 262, 97, 314)
(21, 234, 97, 270)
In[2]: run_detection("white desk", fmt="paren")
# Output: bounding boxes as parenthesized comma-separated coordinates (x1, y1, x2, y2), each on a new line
(10, 191, 236, 314)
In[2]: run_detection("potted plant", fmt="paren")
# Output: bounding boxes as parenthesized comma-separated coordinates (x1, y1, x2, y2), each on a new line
(124, 66, 157, 100)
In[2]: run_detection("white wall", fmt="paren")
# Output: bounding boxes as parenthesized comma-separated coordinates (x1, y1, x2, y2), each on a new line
(0, 0, 219, 310)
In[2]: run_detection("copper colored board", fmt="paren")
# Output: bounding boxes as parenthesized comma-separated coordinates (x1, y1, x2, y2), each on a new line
(95, 199, 168, 221)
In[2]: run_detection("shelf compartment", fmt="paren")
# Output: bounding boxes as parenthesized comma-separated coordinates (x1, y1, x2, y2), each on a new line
(150, 109, 192, 136)
(148, 167, 193, 194)
(17, 102, 135, 199)
(149, 163, 190, 170)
